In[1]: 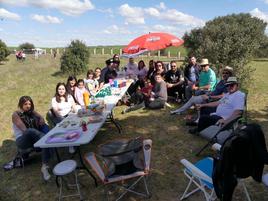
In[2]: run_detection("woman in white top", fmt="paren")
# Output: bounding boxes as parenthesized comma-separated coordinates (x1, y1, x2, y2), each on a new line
(12, 96, 51, 181)
(50, 82, 76, 124)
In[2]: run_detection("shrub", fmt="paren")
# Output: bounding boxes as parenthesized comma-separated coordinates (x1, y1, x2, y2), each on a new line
(19, 42, 35, 51)
(0, 40, 10, 62)
(183, 13, 267, 88)
(60, 40, 89, 75)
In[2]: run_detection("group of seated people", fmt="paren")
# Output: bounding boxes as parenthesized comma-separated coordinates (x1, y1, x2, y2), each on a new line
(11, 54, 245, 182)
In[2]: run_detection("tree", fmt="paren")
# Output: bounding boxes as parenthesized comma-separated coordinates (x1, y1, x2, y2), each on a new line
(183, 13, 267, 88)
(253, 35, 268, 58)
(0, 39, 10, 62)
(60, 40, 90, 75)
(19, 42, 35, 50)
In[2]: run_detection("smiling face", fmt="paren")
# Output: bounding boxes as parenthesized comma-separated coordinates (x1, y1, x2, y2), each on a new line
(227, 83, 238, 94)
(95, 69, 101, 77)
(57, 84, 66, 96)
(77, 81, 85, 89)
(69, 79, 76, 87)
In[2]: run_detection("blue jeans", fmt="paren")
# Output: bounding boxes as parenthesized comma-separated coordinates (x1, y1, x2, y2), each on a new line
(16, 124, 51, 164)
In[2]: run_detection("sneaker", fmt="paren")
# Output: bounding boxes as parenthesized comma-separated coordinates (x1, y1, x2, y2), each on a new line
(170, 110, 182, 115)
(188, 128, 199, 135)
(41, 164, 51, 181)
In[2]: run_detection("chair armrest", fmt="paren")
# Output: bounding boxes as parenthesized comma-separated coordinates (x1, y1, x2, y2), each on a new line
(143, 139, 152, 172)
(211, 143, 222, 151)
(84, 152, 106, 182)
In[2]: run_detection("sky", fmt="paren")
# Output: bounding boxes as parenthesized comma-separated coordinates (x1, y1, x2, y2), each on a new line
(0, 0, 268, 47)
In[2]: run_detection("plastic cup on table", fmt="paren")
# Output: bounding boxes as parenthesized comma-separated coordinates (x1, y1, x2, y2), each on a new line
(114, 80, 118, 88)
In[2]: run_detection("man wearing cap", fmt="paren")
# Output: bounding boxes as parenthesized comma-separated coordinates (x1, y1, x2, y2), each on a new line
(192, 58, 217, 96)
(189, 76, 245, 134)
(170, 66, 233, 115)
(99, 58, 118, 87)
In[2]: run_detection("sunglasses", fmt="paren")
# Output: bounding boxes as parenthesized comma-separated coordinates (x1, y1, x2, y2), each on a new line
(222, 72, 230, 75)
(171, 65, 177, 67)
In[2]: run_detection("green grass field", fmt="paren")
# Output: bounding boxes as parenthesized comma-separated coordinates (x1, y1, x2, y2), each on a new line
(0, 54, 268, 201)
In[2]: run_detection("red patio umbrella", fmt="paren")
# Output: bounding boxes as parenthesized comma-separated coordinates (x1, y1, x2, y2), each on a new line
(123, 32, 184, 55)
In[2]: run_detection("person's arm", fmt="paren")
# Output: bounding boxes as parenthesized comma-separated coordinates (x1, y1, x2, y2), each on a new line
(217, 110, 243, 126)
(51, 98, 62, 117)
(32, 111, 45, 125)
(12, 112, 27, 132)
(196, 100, 220, 109)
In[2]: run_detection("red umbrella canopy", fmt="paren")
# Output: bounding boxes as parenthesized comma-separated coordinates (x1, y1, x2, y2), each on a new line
(123, 32, 184, 54)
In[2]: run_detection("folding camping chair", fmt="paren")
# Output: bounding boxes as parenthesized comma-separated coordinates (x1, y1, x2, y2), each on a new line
(84, 138, 152, 201)
(180, 157, 252, 201)
(196, 90, 248, 156)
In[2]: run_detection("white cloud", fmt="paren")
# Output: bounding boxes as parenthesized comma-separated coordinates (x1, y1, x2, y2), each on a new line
(103, 25, 131, 34)
(263, 0, 268, 5)
(0, 0, 94, 16)
(31, 14, 63, 24)
(156, 2, 166, 10)
(119, 3, 204, 27)
(119, 4, 145, 25)
(250, 8, 268, 23)
(0, 8, 21, 21)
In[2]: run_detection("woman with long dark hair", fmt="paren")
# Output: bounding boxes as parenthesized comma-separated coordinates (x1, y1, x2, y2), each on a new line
(66, 75, 77, 102)
(12, 96, 51, 180)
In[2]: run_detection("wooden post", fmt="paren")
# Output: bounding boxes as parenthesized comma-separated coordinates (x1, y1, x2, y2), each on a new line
(56, 48, 59, 55)
(111, 48, 113, 55)
(178, 51, 181, 60)
(168, 51, 170, 58)
(93, 48, 96, 55)
(102, 48, 104, 55)
(50, 49, 53, 55)
(158, 50, 160, 57)
(148, 52, 151, 57)
(119, 49, 122, 55)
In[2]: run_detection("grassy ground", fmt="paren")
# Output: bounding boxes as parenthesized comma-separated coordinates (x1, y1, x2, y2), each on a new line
(0, 55, 268, 201)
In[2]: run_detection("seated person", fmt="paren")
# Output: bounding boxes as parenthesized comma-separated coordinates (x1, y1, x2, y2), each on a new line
(145, 73, 167, 109)
(49, 83, 76, 124)
(74, 79, 89, 106)
(151, 61, 166, 84)
(192, 58, 217, 96)
(113, 54, 120, 71)
(94, 67, 102, 86)
(146, 60, 156, 82)
(165, 61, 184, 101)
(170, 66, 233, 115)
(12, 96, 51, 181)
(189, 77, 245, 134)
(84, 70, 99, 95)
(184, 56, 200, 100)
(66, 75, 77, 102)
(122, 78, 153, 113)
(99, 58, 118, 88)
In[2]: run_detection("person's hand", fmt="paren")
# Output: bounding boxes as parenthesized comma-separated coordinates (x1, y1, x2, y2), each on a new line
(192, 85, 198, 90)
(195, 104, 202, 110)
(167, 83, 173, 88)
(216, 119, 225, 127)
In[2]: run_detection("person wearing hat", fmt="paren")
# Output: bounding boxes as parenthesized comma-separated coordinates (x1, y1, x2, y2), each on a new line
(189, 76, 245, 134)
(192, 58, 217, 96)
(99, 58, 118, 87)
(170, 66, 233, 115)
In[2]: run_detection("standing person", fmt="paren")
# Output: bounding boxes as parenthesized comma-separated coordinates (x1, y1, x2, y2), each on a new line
(74, 79, 89, 107)
(125, 57, 138, 79)
(84, 70, 99, 94)
(12, 96, 51, 181)
(184, 56, 200, 100)
(50, 83, 76, 124)
(113, 54, 120, 71)
(145, 73, 167, 109)
(165, 61, 184, 102)
(66, 75, 77, 102)
(99, 58, 118, 88)
(192, 58, 217, 96)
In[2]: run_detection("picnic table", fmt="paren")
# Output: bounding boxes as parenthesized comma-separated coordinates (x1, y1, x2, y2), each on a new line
(34, 78, 133, 186)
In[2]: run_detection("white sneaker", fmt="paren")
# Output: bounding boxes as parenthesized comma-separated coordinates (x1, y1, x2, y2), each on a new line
(41, 164, 51, 181)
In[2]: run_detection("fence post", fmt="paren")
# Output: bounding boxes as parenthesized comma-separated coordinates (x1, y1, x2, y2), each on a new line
(148, 52, 150, 57)
(111, 48, 113, 55)
(168, 51, 170, 58)
(57, 48, 59, 55)
(93, 48, 96, 55)
(120, 49, 122, 55)
(102, 48, 105, 55)
(50, 49, 53, 55)
(178, 51, 181, 60)
(158, 50, 160, 57)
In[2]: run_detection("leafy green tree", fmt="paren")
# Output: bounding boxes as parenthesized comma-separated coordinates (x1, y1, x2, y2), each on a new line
(253, 35, 268, 58)
(60, 40, 90, 75)
(183, 13, 267, 88)
(0, 39, 10, 62)
(19, 42, 35, 50)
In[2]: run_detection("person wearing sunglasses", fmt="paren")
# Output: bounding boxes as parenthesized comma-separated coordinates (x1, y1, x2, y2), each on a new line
(165, 61, 184, 102)
(189, 77, 245, 134)
(171, 66, 233, 115)
(192, 58, 217, 97)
